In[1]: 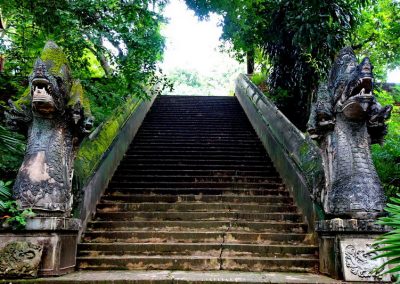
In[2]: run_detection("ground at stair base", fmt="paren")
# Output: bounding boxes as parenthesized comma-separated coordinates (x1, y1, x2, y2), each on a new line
(1, 270, 339, 283)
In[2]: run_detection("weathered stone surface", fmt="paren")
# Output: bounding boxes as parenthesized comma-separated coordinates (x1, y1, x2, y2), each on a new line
(0, 217, 80, 277)
(5, 41, 93, 217)
(340, 238, 390, 282)
(316, 218, 391, 233)
(0, 241, 43, 278)
(307, 47, 392, 218)
(0, 270, 339, 283)
(235, 74, 325, 232)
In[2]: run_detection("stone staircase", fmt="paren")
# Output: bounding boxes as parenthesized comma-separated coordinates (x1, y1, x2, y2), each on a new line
(77, 96, 318, 273)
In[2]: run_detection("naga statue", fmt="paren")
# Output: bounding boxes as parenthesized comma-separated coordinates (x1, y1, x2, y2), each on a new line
(307, 47, 392, 219)
(5, 41, 93, 217)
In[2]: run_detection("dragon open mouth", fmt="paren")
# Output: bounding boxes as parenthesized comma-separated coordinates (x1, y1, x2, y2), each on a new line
(32, 78, 56, 114)
(349, 76, 373, 98)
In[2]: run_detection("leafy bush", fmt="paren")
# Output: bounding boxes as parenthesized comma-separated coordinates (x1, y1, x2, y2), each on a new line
(374, 193, 400, 281)
(371, 87, 400, 197)
(0, 125, 25, 176)
(0, 180, 35, 229)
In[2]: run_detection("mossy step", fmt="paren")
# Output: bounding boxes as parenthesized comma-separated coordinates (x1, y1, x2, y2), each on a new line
(78, 243, 317, 257)
(83, 231, 309, 244)
(77, 255, 317, 272)
(96, 202, 296, 213)
(87, 220, 306, 233)
(94, 211, 302, 222)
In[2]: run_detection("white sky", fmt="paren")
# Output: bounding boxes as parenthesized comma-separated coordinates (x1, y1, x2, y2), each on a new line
(160, 0, 243, 74)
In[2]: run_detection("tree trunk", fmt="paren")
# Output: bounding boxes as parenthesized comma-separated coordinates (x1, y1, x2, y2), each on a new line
(247, 50, 254, 75)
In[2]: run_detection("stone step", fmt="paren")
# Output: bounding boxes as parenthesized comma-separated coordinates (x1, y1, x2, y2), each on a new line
(77, 255, 318, 272)
(100, 194, 293, 204)
(94, 211, 302, 222)
(87, 220, 306, 232)
(119, 159, 271, 166)
(108, 181, 283, 189)
(138, 128, 255, 133)
(107, 188, 290, 196)
(96, 202, 296, 213)
(125, 149, 267, 156)
(130, 142, 264, 148)
(110, 176, 282, 184)
(78, 243, 317, 257)
(133, 137, 262, 143)
(124, 154, 269, 160)
(115, 164, 272, 171)
(139, 125, 253, 130)
(113, 169, 278, 177)
(128, 145, 266, 151)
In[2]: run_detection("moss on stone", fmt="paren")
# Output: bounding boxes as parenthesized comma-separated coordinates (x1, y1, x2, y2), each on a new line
(69, 80, 92, 117)
(74, 96, 141, 187)
(40, 41, 70, 77)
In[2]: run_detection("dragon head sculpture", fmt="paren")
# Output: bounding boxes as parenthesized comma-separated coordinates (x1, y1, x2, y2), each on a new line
(6, 41, 94, 216)
(308, 47, 392, 219)
(30, 58, 66, 115)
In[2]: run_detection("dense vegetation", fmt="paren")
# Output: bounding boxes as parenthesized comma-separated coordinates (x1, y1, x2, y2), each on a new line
(185, 0, 399, 130)
(0, 0, 168, 176)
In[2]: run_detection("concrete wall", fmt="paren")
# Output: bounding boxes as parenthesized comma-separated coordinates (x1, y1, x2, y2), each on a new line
(235, 74, 325, 235)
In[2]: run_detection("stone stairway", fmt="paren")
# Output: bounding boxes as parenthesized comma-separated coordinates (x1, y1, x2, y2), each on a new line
(77, 96, 319, 273)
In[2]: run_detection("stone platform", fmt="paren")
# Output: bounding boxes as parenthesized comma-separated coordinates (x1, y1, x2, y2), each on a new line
(1, 271, 339, 283)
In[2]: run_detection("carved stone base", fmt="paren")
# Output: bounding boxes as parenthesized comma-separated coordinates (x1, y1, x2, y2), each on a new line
(0, 217, 80, 278)
(316, 219, 391, 282)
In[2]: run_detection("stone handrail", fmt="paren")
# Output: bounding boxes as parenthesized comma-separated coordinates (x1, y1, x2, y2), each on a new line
(73, 93, 157, 237)
(235, 74, 325, 232)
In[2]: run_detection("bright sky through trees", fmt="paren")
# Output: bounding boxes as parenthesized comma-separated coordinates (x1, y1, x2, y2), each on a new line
(160, 0, 245, 96)
(160, 0, 399, 85)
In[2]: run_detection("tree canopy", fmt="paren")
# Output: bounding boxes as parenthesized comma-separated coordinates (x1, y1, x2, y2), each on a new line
(184, 0, 399, 129)
(0, 0, 167, 121)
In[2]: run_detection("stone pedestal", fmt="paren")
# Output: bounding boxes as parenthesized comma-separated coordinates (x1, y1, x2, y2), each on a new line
(316, 218, 391, 282)
(0, 217, 80, 278)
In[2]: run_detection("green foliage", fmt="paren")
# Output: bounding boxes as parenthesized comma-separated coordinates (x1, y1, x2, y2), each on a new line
(250, 72, 268, 87)
(0, 125, 25, 174)
(373, 193, 400, 280)
(185, 0, 369, 129)
(352, 0, 400, 80)
(0, 0, 167, 125)
(0, 180, 35, 229)
(166, 66, 242, 96)
(372, 86, 400, 197)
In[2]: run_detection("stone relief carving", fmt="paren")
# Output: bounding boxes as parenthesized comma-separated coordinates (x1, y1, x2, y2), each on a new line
(307, 47, 392, 218)
(5, 41, 93, 217)
(0, 241, 43, 278)
(344, 244, 382, 280)
(340, 238, 390, 282)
